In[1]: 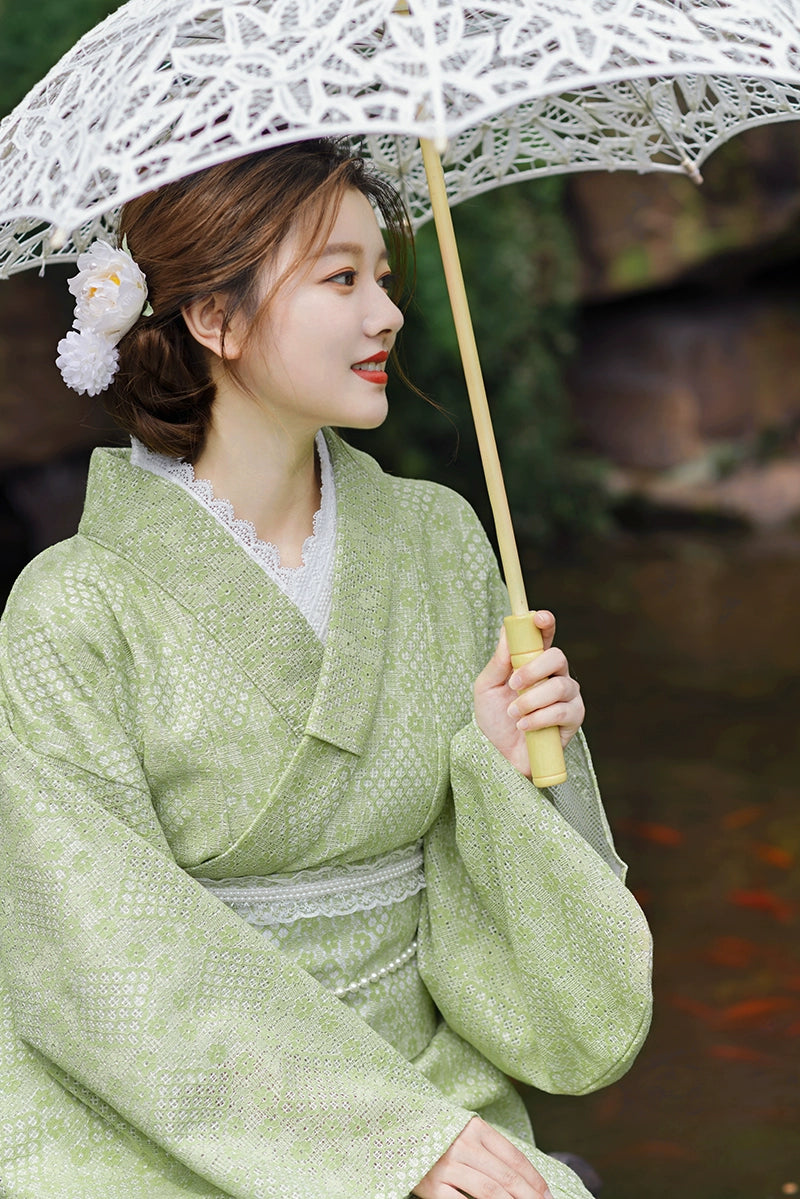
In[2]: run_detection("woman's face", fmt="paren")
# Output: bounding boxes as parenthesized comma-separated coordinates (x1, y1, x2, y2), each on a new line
(232, 187, 404, 435)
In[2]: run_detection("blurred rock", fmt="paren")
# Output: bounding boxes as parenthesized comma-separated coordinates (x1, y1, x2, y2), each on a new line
(566, 125, 800, 302)
(0, 268, 122, 576)
(4, 453, 92, 554)
(565, 126, 800, 529)
(607, 456, 800, 528)
(0, 485, 30, 599)
(568, 292, 800, 471)
(0, 268, 119, 471)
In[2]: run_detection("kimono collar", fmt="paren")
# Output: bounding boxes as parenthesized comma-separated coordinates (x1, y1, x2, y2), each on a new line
(78, 430, 398, 755)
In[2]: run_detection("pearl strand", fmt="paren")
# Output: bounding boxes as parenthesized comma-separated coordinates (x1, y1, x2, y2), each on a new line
(332, 939, 418, 998)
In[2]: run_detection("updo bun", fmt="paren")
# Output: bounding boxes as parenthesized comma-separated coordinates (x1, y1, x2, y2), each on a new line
(115, 315, 215, 461)
(107, 139, 411, 462)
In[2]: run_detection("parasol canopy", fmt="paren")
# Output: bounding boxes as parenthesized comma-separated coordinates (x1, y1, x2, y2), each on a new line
(2, 0, 800, 274)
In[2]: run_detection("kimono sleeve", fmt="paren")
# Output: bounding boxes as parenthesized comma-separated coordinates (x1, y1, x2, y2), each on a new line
(0, 552, 470, 1199)
(417, 500, 653, 1095)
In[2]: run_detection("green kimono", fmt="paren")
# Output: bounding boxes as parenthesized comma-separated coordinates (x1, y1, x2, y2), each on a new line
(0, 431, 652, 1199)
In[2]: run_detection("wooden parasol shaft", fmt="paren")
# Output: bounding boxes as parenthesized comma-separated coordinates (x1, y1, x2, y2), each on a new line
(418, 137, 528, 616)
(419, 137, 567, 787)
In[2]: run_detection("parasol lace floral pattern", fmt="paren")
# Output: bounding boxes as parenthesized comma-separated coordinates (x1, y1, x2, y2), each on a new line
(2, 0, 800, 275)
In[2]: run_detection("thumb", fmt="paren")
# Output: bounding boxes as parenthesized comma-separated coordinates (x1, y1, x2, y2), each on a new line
(534, 609, 556, 652)
(475, 626, 513, 693)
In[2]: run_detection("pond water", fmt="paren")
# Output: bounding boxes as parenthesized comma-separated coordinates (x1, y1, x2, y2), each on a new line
(521, 527, 800, 1199)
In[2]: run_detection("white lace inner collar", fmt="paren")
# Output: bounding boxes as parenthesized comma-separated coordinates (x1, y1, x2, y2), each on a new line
(130, 430, 337, 641)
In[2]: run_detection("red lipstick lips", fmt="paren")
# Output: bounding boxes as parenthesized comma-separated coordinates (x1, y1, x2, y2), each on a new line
(351, 350, 389, 384)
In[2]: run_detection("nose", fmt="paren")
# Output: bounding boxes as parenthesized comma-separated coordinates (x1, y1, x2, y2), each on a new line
(363, 282, 404, 339)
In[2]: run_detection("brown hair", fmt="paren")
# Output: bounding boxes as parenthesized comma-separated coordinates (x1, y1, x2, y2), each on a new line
(111, 139, 412, 460)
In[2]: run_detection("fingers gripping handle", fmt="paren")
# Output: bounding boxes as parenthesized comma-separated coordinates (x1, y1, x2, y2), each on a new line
(504, 613, 568, 788)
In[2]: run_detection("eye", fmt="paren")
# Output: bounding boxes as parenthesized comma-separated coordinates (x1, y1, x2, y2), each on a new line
(328, 269, 357, 286)
(378, 272, 397, 293)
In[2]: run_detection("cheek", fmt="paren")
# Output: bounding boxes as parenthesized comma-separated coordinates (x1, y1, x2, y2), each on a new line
(269, 295, 353, 379)
(309, 320, 350, 366)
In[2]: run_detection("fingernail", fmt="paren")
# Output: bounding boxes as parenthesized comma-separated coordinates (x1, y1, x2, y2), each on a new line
(508, 672, 521, 690)
(507, 702, 519, 719)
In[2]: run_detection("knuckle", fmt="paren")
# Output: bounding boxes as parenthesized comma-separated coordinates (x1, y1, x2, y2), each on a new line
(498, 1164, 518, 1189)
(551, 648, 568, 672)
(533, 705, 561, 731)
(507, 1145, 529, 1169)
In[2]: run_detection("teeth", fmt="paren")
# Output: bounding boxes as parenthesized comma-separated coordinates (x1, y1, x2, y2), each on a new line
(354, 361, 382, 371)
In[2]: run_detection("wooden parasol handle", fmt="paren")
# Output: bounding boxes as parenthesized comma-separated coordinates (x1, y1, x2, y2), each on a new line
(418, 137, 567, 786)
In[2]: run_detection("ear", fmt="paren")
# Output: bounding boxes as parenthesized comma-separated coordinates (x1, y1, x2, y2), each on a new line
(181, 293, 243, 360)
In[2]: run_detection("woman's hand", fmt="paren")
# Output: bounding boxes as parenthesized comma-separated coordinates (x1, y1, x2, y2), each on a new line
(473, 610, 584, 779)
(413, 1117, 554, 1199)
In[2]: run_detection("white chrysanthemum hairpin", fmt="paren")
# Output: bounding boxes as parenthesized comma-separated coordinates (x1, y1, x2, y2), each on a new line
(56, 237, 153, 396)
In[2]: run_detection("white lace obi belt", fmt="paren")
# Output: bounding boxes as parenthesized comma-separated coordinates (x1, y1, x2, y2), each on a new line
(196, 843, 425, 1000)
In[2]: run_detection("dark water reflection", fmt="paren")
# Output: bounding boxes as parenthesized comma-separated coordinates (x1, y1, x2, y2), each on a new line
(522, 528, 800, 1199)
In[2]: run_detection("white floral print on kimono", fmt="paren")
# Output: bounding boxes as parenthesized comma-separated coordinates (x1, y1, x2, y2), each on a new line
(0, 430, 652, 1199)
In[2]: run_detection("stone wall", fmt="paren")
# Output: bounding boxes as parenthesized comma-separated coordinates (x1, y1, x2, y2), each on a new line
(564, 125, 800, 526)
(0, 267, 122, 591)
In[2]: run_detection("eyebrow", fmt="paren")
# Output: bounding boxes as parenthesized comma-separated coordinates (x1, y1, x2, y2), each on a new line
(320, 241, 389, 260)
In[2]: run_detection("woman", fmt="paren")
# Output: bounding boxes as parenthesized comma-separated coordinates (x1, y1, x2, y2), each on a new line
(0, 139, 651, 1199)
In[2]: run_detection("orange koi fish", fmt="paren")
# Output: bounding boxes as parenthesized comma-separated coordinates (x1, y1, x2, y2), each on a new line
(707, 1043, 774, 1064)
(705, 935, 760, 969)
(728, 889, 795, 923)
(618, 819, 683, 846)
(668, 994, 718, 1024)
(722, 806, 762, 830)
(720, 997, 797, 1026)
(754, 843, 795, 870)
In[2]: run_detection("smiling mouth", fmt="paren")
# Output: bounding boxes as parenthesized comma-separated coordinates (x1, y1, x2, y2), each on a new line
(351, 352, 389, 383)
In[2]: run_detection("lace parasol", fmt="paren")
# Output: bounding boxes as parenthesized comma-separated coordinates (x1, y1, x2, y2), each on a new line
(2, 0, 800, 276)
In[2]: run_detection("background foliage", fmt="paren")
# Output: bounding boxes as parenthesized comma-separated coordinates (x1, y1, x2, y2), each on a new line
(0, 0, 122, 114)
(1, 0, 606, 549)
(348, 181, 606, 548)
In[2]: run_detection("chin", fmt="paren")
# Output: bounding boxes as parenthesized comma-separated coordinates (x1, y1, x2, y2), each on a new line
(339, 400, 389, 431)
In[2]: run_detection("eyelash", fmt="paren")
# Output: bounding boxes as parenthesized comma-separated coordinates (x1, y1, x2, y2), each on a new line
(328, 270, 396, 293)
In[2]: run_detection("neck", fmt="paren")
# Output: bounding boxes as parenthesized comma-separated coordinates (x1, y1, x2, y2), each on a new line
(193, 397, 322, 569)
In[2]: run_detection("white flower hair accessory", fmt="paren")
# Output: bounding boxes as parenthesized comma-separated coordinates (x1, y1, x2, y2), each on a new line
(56, 237, 152, 396)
